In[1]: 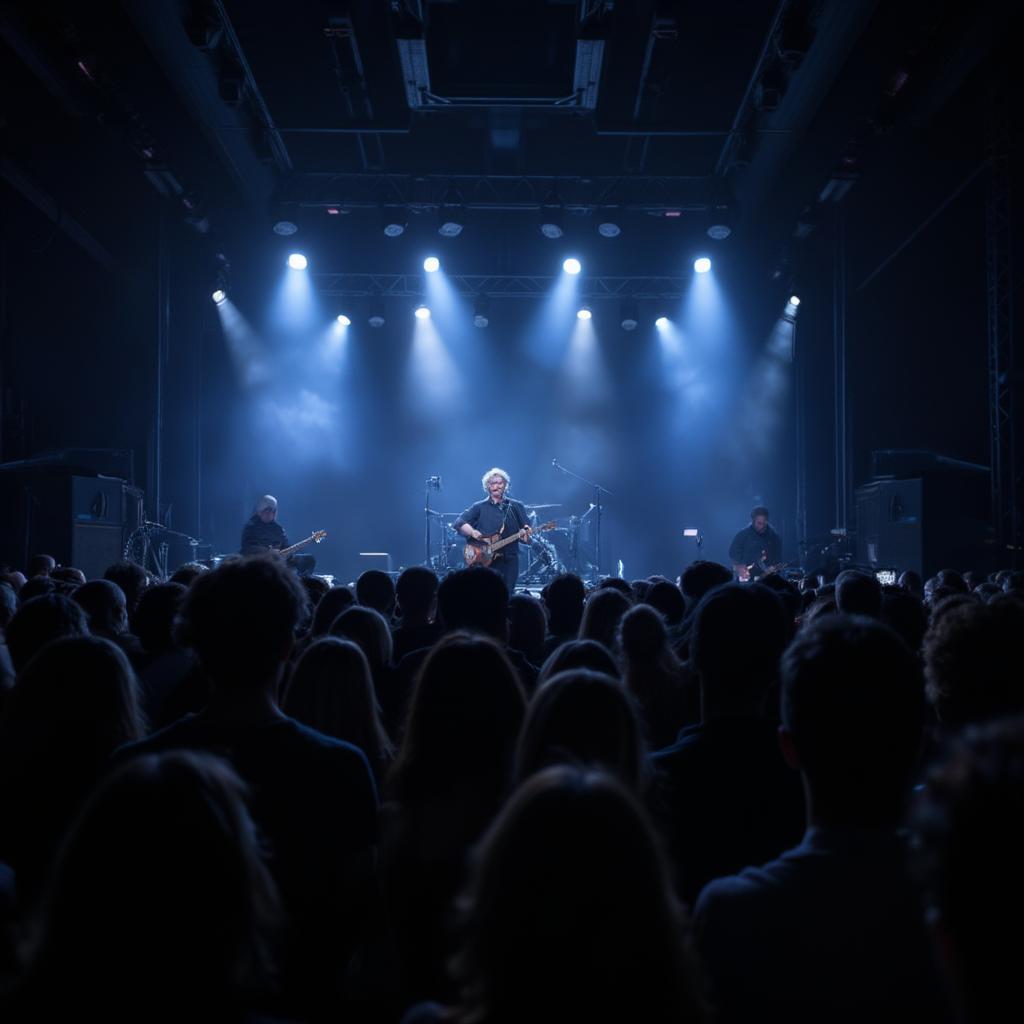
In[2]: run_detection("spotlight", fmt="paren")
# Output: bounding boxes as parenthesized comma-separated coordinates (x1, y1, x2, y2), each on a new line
(423, 256, 440, 273)
(437, 188, 465, 238)
(540, 209, 565, 239)
(336, 314, 351, 326)
(597, 220, 621, 238)
(415, 305, 431, 319)
(576, 306, 592, 320)
(563, 257, 582, 275)
(211, 289, 226, 305)
(693, 257, 711, 274)
(655, 316, 669, 329)
(620, 298, 638, 331)
(368, 313, 386, 328)
(438, 217, 463, 238)
(789, 295, 801, 307)
(287, 253, 308, 270)
(473, 295, 490, 328)
(270, 202, 298, 236)
(382, 209, 407, 237)
(707, 215, 732, 240)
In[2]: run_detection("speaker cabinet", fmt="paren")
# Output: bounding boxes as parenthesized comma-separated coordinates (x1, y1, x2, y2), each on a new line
(855, 475, 991, 578)
(71, 524, 126, 581)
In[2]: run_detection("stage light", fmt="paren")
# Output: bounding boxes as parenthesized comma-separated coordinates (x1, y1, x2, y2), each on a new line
(473, 295, 490, 328)
(415, 305, 431, 319)
(789, 295, 801, 307)
(437, 186, 465, 237)
(368, 299, 385, 328)
(211, 289, 226, 305)
(693, 257, 711, 274)
(707, 219, 732, 240)
(273, 219, 298, 236)
(576, 306, 592, 320)
(597, 221, 621, 238)
(287, 253, 308, 270)
(368, 313, 385, 328)
(540, 209, 565, 239)
(336, 314, 351, 326)
(620, 298, 638, 331)
(382, 209, 407, 237)
(423, 256, 440, 273)
(655, 316, 669, 329)
(563, 257, 582, 275)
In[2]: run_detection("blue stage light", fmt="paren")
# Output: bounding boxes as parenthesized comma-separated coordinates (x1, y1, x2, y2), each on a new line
(563, 257, 582, 275)
(287, 253, 308, 270)
(415, 305, 431, 319)
(693, 257, 711, 274)
(423, 256, 440, 273)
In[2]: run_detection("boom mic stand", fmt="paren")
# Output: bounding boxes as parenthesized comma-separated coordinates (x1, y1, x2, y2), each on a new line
(551, 459, 614, 583)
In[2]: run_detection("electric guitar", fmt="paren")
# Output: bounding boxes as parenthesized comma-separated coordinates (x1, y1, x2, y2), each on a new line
(733, 551, 786, 582)
(277, 530, 328, 557)
(464, 522, 556, 568)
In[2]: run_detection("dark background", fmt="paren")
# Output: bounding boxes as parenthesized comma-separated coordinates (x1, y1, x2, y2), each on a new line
(1, 1, 1017, 580)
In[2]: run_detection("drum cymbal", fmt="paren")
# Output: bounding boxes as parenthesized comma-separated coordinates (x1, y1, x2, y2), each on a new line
(525, 503, 561, 509)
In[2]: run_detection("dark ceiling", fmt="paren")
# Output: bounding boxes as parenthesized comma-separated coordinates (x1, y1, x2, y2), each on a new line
(0, 0, 1008, 282)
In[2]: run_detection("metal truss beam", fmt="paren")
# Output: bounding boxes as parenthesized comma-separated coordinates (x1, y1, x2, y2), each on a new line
(312, 273, 688, 300)
(285, 172, 707, 214)
(986, 66, 1018, 554)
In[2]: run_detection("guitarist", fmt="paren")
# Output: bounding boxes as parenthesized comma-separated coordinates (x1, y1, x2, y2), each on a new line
(454, 468, 532, 594)
(729, 505, 782, 582)
(240, 494, 316, 576)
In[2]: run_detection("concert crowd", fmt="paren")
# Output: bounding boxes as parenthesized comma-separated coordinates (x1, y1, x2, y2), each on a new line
(0, 551, 1020, 1022)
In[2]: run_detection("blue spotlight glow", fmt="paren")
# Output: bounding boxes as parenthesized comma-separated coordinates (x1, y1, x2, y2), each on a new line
(211, 289, 226, 305)
(287, 253, 308, 270)
(655, 316, 670, 329)
(563, 257, 582, 275)
(789, 295, 801, 306)
(576, 306, 592, 320)
(693, 257, 712, 274)
(336, 314, 351, 326)
(415, 305, 431, 319)
(423, 256, 440, 273)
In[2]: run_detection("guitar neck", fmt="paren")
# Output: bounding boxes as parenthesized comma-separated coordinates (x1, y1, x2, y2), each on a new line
(487, 532, 522, 556)
(281, 536, 313, 556)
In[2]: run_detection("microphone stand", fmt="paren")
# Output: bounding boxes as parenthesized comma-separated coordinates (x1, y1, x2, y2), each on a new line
(551, 460, 614, 582)
(424, 475, 442, 568)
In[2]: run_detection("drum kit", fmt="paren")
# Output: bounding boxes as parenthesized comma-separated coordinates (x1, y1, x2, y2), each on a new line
(425, 502, 596, 583)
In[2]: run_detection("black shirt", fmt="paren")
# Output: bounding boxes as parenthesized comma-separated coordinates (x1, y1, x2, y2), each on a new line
(453, 498, 529, 559)
(728, 524, 782, 571)
(240, 514, 288, 555)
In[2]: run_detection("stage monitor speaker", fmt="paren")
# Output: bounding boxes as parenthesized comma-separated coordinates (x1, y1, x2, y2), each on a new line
(71, 524, 126, 582)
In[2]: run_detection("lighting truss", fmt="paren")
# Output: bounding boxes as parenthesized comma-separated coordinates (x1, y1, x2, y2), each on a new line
(312, 273, 689, 300)
(290, 173, 707, 216)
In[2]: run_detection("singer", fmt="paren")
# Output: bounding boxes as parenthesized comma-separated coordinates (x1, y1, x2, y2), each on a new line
(453, 467, 532, 593)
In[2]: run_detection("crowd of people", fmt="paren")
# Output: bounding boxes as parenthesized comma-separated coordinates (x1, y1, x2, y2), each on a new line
(0, 550, 1021, 1022)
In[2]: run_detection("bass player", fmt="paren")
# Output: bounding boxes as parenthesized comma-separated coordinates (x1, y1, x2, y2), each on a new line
(240, 494, 317, 576)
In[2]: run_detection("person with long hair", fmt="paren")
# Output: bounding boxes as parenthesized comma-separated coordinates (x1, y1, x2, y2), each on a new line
(382, 633, 526, 1006)
(284, 637, 394, 784)
(409, 766, 707, 1024)
(6, 751, 280, 1022)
